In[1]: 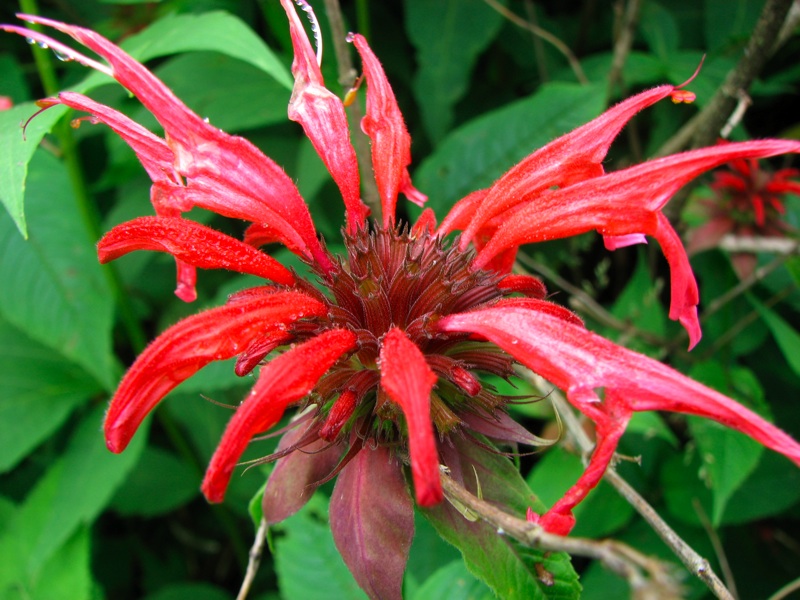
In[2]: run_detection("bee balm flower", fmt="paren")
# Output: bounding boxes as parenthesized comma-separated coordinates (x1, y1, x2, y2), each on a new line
(5, 4, 800, 598)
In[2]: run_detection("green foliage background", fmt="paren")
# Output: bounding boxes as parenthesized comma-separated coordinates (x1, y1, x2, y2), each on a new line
(1, 0, 799, 598)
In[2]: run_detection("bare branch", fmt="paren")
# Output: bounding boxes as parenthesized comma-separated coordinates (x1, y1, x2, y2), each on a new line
(607, 0, 642, 96)
(482, 0, 589, 85)
(236, 519, 268, 600)
(439, 469, 681, 598)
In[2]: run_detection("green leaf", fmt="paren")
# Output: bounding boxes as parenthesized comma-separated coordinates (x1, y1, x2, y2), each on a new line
(687, 362, 766, 524)
(0, 526, 93, 600)
(704, 0, 763, 52)
(154, 52, 290, 132)
(119, 11, 292, 90)
(405, 0, 505, 143)
(110, 446, 199, 517)
(423, 437, 580, 599)
(0, 317, 100, 473)
(141, 583, 233, 600)
(415, 82, 605, 215)
(639, 1, 680, 59)
(0, 103, 66, 237)
(526, 446, 634, 539)
(0, 150, 116, 390)
(411, 560, 493, 600)
(273, 494, 368, 600)
(27, 406, 148, 570)
(748, 294, 800, 378)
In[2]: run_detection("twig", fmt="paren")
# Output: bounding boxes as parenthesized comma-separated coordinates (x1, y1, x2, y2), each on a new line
(692, 499, 738, 599)
(439, 470, 680, 598)
(718, 91, 752, 140)
(520, 371, 737, 600)
(607, 0, 642, 97)
(717, 235, 799, 255)
(657, 0, 794, 172)
(768, 575, 800, 600)
(236, 519, 268, 600)
(322, 0, 381, 221)
(482, 0, 589, 85)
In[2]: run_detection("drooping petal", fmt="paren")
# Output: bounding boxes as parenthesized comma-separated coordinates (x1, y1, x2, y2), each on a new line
(98, 216, 295, 286)
(262, 420, 343, 524)
(104, 290, 327, 453)
(280, 0, 368, 233)
(350, 33, 427, 225)
(438, 304, 800, 532)
(12, 15, 333, 273)
(459, 85, 678, 248)
(330, 445, 414, 600)
(473, 139, 800, 345)
(379, 327, 442, 506)
(202, 328, 357, 502)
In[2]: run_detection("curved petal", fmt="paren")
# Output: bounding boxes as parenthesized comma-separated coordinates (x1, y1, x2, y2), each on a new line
(350, 33, 427, 225)
(13, 15, 333, 274)
(280, 0, 368, 233)
(438, 304, 800, 532)
(459, 85, 676, 248)
(379, 328, 442, 506)
(201, 328, 357, 502)
(474, 139, 800, 343)
(98, 216, 295, 286)
(104, 290, 327, 453)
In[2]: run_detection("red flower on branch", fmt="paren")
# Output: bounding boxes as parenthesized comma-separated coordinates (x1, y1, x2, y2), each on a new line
(687, 147, 800, 278)
(6, 4, 800, 598)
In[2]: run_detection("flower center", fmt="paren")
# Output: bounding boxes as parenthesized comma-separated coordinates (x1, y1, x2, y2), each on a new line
(297, 226, 519, 445)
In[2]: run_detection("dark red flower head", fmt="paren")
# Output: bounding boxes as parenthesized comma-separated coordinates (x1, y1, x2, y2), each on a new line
(6, 4, 800, 599)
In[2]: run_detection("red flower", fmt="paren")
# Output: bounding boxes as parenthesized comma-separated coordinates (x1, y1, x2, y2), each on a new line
(687, 147, 800, 278)
(6, 5, 800, 598)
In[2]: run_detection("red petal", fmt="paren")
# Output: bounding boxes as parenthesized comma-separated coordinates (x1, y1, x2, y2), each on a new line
(350, 34, 427, 225)
(498, 274, 547, 299)
(330, 446, 414, 600)
(14, 15, 333, 273)
(439, 304, 800, 532)
(98, 216, 295, 286)
(104, 290, 327, 453)
(460, 85, 677, 248)
(280, 0, 368, 233)
(438, 305, 800, 467)
(201, 328, 357, 502)
(379, 328, 442, 506)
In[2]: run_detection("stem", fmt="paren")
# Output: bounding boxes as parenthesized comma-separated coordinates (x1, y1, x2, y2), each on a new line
(322, 0, 381, 222)
(607, 0, 641, 99)
(439, 470, 681, 597)
(519, 371, 737, 599)
(237, 519, 268, 600)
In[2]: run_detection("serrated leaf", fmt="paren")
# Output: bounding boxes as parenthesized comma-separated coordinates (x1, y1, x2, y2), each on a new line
(0, 317, 100, 473)
(0, 150, 116, 390)
(405, 0, 505, 143)
(748, 293, 800, 378)
(415, 83, 605, 215)
(110, 446, 199, 517)
(0, 103, 66, 237)
(423, 437, 580, 599)
(28, 406, 148, 572)
(273, 495, 368, 600)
